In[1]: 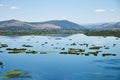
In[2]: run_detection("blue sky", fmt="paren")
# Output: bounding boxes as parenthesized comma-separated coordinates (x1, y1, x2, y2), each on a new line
(0, 0, 120, 23)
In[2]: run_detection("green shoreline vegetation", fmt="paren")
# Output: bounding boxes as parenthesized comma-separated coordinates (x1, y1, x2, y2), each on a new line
(0, 30, 84, 36)
(85, 30, 120, 37)
(0, 30, 120, 37)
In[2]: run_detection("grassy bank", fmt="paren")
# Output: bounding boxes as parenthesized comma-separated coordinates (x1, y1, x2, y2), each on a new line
(85, 31, 120, 37)
(0, 30, 120, 37)
(0, 30, 84, 36)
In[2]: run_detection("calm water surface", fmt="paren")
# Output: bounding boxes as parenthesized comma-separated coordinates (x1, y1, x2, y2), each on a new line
(0, 34, 120, 80)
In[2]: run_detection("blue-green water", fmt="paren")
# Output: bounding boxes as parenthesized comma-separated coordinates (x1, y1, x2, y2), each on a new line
(0, 34, 120, 80)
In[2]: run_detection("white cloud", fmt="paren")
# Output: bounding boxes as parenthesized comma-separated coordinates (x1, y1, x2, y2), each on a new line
(95, 9, 115, 13)
(0, 4, 4, 7)
(95, 9, 107, 12)
(10, 6, 19, 10)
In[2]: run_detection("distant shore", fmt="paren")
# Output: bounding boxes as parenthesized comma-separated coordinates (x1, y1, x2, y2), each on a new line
(0, 30, 84, 36)
(0, 30, 120, 37)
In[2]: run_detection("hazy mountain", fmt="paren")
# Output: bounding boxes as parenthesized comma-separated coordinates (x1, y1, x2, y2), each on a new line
(30, 20, 84, 30)
(0, 19, 119, 31)
(0, 19, 84, 31)
(83, 22, 120, 31)
(0, 19, 35, 30)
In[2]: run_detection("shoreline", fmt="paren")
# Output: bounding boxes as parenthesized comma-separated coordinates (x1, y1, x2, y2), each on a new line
(0, 30, 120, 37)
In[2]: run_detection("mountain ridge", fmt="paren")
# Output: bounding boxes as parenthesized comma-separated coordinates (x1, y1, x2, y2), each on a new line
(0, 19, 84, 31)
(0, 19, 120, 31)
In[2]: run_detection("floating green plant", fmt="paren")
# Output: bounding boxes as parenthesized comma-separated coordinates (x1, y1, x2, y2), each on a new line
(68, 48, 85, 54)
(6, 48, 27, 51)
(8, 51, 21, 54)
(89, 46, 102, 50)
(102, 53, 116, 57)
(3, 70, 32, 79)
(61, 48, 65, 50)
(84, 53, 89, 56)
(104, 47, 110, 49)
(44, 42, 48, 44)
(113, 44, 116, 47)
(41, 44, 44, 45)
(83, 51, 99, 56)
(0, 50, 3, 53)
(88, 52, 98, 55)
(79, 43, 88, 47)
(71, 43, 76, 46)
(116, 38, 119, 40)
(22, 44, 33, 47)
(0, 61, 3, 65)
(59, 52, 68, 54)
(26, 50, 38, 54)
(40, 52, 47, 54)
(0, 44, 8, 47)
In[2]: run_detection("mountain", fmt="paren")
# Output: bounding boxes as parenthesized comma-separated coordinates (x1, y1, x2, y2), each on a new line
(0, 19, 84, 31)
(30, 20, 84, 30)
(83, 22, 120, 31)
(0, 19, 36, 31)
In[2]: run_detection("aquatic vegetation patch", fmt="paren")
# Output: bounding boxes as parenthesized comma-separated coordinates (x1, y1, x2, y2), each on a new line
(59, 52, 68, 54)
(44, 42, 48, 44)
(0, 50, 3, 53)
(85, 52, 99, 56)
(70, 43, 77, 46)
(40, 52, 47, 54)
(89, 46, 102, 50)
(68, 48, 85, 54)
(102, 53, 116, 57)
(61, 48, 65, 50)
(104, 46, 110, 49)
(0, 44, 8, 48)
(79, 43, 89, 47)
(0, 61, 3, 65)
(6, 48, 27, 54)
(113, 44, 116, 47)
(8, 51, 22, 54)
(6, 48, 27, 51)
(3, 70, 32, 79)
(22, 44, 33, 47)
(26, 50, 38, 54)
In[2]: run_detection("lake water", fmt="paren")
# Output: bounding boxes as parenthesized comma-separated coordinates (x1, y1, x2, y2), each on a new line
(0, 34, 120, 80)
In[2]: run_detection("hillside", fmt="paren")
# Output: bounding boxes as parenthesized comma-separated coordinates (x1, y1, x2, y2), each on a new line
(0, 19, 84, 31)
(30, 20, 84, 30)
(83, 22, 120, 31)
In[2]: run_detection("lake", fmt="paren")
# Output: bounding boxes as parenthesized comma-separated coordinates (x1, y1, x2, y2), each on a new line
(0, 34, 120, 80)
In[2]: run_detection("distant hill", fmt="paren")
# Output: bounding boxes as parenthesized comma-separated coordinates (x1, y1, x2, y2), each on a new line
(0, 19, 84, 31)
(0, 19, 120, 32)
(30, 20, 84, 30)
(83, 22, 120, 31)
